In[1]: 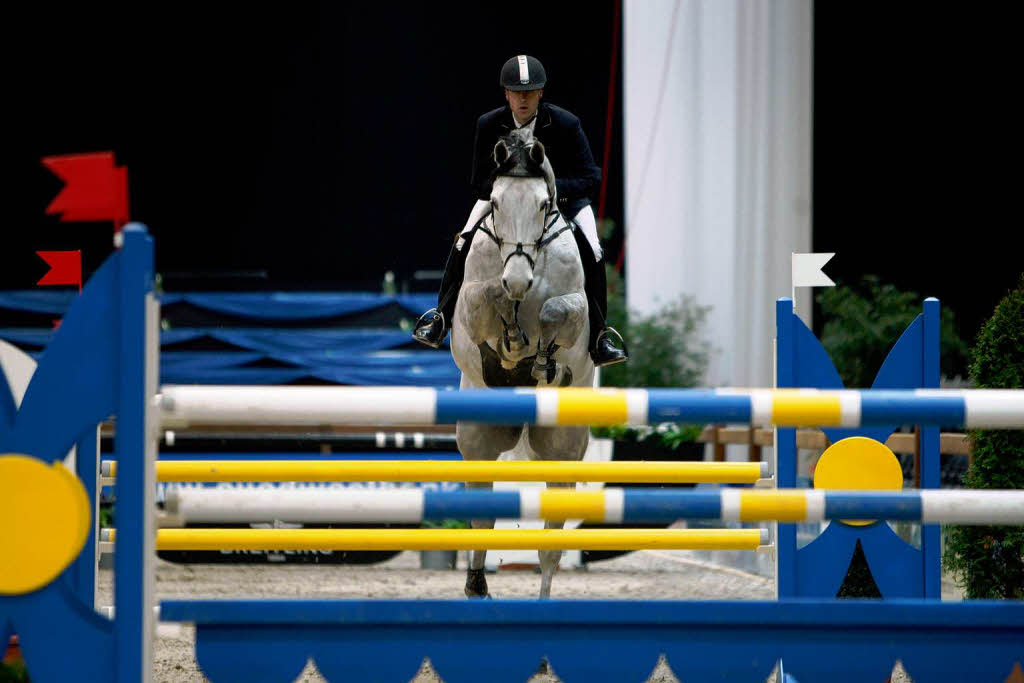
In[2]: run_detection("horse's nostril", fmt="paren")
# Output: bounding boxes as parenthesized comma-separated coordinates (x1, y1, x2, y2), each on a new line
(502, 278, 509, 290)
(526, 278, 534, 290)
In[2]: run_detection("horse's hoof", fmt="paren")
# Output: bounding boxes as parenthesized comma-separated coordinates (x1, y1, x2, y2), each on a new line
(465, 568, 489, 598)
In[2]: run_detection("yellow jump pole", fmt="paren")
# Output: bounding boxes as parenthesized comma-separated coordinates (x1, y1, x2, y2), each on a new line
(103, 528, 768, 551)
(104, 459, 768, 484)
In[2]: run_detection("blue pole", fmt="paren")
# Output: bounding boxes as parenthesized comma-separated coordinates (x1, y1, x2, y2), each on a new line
(775, 298, 797, 598)
(113, 225, 156, 683)
(921, 297, 941, 598)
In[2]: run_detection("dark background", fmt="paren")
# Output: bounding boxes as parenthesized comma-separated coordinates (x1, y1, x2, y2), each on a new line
(812, 4, 1019, 340)
(6, 2, 1020, 342)
(7, 2, 623, 292)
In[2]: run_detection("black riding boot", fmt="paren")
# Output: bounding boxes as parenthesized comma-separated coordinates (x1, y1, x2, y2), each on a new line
(412, 233, 473, 348)
(572, 229, 628, 367)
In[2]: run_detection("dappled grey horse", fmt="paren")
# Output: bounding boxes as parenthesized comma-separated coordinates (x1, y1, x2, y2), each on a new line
(450, 133, 594, 599)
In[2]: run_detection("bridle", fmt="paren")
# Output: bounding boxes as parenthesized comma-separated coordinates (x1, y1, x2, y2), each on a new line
(474, 203, 576, 270)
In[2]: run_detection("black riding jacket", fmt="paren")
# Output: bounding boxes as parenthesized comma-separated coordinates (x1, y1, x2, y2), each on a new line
(470, 102, 601, 220)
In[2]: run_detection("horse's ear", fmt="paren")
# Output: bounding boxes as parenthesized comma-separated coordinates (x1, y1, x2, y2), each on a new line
(493, 139, 510, 166)
(530, 140, 546, 165)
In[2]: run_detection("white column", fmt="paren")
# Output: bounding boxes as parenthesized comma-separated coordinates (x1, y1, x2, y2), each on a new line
(624, 0, 812, 387)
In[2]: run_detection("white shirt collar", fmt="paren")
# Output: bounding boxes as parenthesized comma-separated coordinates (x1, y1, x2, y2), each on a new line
(512, 111, 538, 134)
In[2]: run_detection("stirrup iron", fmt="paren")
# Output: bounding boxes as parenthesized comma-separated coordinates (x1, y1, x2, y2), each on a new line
(597, 326, 628, 353)
(412, 308, 446, 349)
(593, 326, 629, 367)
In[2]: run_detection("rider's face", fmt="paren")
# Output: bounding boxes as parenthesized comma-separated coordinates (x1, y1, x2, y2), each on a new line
(505, 88, 543, 124)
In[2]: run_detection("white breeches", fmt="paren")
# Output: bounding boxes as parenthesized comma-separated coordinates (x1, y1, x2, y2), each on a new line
(458, 200, 602, 262)
(573, 205, 602, 261)
(460, 199, 492, 235)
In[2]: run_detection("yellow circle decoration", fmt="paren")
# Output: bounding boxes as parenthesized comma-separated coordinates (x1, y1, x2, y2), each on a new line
(0, 454, 91, 595)
(813, 436, 903, 526)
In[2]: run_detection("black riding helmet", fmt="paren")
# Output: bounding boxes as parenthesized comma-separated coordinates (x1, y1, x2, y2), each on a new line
(500, 55, 546, 91)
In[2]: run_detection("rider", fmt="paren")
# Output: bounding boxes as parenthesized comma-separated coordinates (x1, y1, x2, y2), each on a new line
(412, 55, 628, 367)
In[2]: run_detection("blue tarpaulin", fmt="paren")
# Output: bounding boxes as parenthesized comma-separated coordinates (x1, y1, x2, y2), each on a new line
(0, 290, 436, 322)
(1, 328, 448, 357)
(6, 338, 459, 387)
(0, 291, 459, 387)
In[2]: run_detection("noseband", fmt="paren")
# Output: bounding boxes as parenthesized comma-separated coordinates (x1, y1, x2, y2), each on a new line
(475, 206, 576, 270)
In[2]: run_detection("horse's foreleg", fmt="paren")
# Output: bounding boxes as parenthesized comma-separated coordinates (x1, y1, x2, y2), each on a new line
(457, 280, 505, 346)
(486, 287, 530, 356)
(532, 293, 587, 385)
(459, 280, 528, 356)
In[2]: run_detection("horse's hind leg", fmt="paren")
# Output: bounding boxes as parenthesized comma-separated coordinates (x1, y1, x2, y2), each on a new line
(528, 425, 590, 599)
(457, 422, 522, 599)
(538, 481, 573, 599)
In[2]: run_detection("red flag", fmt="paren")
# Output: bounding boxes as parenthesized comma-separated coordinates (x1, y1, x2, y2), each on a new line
(42, 152, 130, 229)
(37, 250, 82, 290)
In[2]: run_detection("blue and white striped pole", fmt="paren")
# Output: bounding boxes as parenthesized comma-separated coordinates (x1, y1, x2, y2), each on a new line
(165, 488, 1024, 526)
(158, 386, 1024, 429)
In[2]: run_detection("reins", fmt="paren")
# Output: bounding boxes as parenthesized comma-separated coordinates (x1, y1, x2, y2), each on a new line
(475, 207, 576, 269)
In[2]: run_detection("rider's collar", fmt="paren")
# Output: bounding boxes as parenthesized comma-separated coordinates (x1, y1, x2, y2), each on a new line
(511, 111, 538, 131)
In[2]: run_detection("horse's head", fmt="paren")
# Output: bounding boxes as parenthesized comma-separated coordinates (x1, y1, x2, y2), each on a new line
(489, 134, 558, 301)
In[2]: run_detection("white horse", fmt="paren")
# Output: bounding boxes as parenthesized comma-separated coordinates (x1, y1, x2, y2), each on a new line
(451, 134, 593, 599)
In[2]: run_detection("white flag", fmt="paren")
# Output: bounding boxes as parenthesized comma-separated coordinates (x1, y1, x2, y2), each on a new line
(792, 253, 835, 289)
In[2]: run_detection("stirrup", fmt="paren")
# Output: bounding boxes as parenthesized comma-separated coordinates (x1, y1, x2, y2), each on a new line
(412, 308, 447, 349)
(597, 326, 628, 352)
(594, 326, 629, 367)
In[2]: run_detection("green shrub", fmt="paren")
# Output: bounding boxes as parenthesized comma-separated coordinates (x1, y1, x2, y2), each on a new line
(421, 519, 469, 529)
(816, 276, 969, 386)
(943, 275, 1024, 598)
(591, 422, 704, 449)
(595, 266, 711, 445)
(600, 265, 711, 390)
(100, 504, 113, 528)
(0, 660, 30, 683)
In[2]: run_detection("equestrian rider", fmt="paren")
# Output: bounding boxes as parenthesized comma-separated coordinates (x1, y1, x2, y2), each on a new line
(412, 54, 628, 367)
